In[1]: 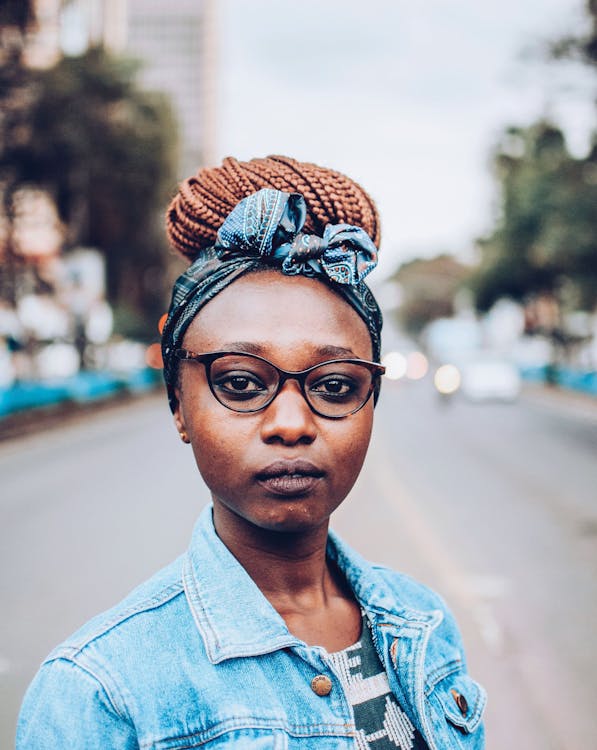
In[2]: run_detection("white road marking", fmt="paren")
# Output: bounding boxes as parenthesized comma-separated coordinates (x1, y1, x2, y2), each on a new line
(0, 656, 11, 675)
(365, 429, 507, 654)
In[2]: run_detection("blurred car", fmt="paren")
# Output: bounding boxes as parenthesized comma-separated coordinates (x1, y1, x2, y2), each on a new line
(459, 355, 521, 402)
(424, 317, 482, 363)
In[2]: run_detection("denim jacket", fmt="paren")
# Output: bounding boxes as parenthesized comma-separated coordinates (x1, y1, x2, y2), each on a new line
(17, 506, 486, 749)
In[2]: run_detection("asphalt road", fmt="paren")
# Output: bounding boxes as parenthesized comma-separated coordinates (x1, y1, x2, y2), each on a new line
(1, 376, 596, 749)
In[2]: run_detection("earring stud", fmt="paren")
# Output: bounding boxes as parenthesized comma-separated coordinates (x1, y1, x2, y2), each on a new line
(179, 431, 189, 443)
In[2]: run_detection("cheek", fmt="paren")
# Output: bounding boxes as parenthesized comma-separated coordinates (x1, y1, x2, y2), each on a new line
(178, 384, 220, 455)
(328, 407, 373, 487)
(181, 394, 254, 491)
(188, 411, 237, 468)
(189, 426, 242, 499)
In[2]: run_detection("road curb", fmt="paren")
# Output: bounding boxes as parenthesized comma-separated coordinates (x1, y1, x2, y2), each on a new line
(0, 387, 165, 442)
(521, 382, 597, 423)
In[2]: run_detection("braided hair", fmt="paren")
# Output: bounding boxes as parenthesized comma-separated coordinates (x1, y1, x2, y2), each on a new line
(166, 155, 381, 261)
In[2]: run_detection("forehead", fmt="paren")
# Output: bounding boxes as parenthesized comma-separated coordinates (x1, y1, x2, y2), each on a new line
(182, 270, 373, 361)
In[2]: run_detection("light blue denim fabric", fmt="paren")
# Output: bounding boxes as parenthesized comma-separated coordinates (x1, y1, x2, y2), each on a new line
(17, 506, 486, 749)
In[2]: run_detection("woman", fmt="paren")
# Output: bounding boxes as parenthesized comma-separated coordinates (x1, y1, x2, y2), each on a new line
(18, 156, 486, 749)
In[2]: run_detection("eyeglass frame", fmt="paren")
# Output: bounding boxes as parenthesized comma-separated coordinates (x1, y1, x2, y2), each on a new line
(174, 349, 386, 419)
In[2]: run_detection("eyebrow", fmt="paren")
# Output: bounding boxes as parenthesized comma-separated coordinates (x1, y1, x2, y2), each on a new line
(222, 341, 357, 358)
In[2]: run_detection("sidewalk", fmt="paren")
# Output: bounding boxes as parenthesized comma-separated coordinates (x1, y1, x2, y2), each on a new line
(521, 381, 597, 423)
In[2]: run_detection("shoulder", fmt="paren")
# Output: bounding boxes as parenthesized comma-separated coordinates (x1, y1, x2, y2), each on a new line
(328, 531, 466, 658)
(48, 554, 187, 663)
(370, 563, 448, 613)
(368, 563, 464, 640)
(329, 530, 450, 617)
(18, 556, 190, 747)
(31, 554, 194, 719)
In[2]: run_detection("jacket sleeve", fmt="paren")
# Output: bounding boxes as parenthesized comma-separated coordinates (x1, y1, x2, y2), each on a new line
(17, 657, 137, 750)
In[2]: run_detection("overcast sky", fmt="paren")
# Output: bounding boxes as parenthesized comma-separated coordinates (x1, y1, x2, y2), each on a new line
(214, 0, 594, 280)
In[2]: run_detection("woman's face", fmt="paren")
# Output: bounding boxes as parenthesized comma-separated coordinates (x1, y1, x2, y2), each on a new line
(173, 270, 375, 539)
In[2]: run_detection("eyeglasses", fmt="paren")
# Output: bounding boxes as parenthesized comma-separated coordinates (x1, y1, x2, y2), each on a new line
(175, 349, 385, 419)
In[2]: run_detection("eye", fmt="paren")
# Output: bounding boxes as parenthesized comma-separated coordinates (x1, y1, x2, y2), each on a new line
(309, 375, 358, 400)
(213, 370, 268, 400)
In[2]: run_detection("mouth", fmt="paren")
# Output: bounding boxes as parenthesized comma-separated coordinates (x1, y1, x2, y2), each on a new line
(255, 459, 325, 497)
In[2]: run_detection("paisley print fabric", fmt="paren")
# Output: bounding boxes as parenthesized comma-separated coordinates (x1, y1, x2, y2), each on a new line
(214, 189, 378, 285)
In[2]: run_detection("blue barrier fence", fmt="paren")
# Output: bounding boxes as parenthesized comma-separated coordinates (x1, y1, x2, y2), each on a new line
(0, 368, 162, 419)
(520, 365, 597, 396)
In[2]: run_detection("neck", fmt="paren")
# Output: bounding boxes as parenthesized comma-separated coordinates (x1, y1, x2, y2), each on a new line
(213, 505, 338, 611)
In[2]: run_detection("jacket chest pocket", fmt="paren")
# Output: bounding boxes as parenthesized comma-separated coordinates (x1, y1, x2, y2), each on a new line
(150, 727, 289, 749)
(426, 672, 486, 749)
(150, 729, 361, 748)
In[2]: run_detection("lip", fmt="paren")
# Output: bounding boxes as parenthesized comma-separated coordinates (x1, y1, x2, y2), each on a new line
(256, 459, 325, 497)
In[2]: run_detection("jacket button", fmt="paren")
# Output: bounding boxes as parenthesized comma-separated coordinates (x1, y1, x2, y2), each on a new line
(450, 689, 468, 716)
(311, 675, 332, 696)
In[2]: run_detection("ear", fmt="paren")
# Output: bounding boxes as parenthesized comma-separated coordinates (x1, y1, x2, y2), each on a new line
(172, 388, 190, 443)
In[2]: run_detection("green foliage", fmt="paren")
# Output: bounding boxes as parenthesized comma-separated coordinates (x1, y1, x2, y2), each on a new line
(471, 1, 597, 319)
(470, 122, 597, 313)
(391, 255, 471, 336)
(0, 0, 36, 187)
(0, 0, 37, 304)
(1, 46, 179, 338)
(549, 0, 597, 68)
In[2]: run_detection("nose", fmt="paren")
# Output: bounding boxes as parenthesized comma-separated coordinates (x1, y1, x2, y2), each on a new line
(260, 379, 317, 446)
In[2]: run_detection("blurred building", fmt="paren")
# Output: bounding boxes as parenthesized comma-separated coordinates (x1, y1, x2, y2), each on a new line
(124, 0, 217, 176)
(27, 0, 216, 172)
(60, 0, 216, 176)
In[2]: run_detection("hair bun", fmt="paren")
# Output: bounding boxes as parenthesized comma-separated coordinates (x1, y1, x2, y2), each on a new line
(166, 155, 380, 263)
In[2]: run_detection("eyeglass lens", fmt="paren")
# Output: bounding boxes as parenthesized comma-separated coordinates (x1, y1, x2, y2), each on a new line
(208, 354, 374, 417)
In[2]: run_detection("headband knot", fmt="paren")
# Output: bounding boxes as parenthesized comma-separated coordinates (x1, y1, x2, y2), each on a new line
(214, 189, 378, 285)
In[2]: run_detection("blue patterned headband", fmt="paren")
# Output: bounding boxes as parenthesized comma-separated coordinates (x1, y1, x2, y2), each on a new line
(216, 189, 378, 284)
(162, 188, 383, 411)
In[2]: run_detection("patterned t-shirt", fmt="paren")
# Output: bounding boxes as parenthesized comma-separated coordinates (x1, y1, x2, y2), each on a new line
(327, 613, 429, 750)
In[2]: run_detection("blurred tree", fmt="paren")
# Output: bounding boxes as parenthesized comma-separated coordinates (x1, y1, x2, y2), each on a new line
(471, 0, 597, 324)
(549, 0, 597, 69)
(470, 122, 597, 315)
(0, 0, 36, 32)
(1, 45, 179, 339)
(391, 255, 470, 337)
(0, 0, 37, 304)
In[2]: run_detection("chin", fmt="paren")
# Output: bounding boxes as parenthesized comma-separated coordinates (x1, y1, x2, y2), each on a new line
(254, 502, 330, 534)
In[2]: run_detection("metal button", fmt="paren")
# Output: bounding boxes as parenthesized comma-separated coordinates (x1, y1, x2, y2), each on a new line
(311, 674, 332, 696)
(450, 689, 468, 716)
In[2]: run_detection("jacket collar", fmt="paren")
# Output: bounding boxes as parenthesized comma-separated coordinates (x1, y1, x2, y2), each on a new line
(183, 505, 440, 664)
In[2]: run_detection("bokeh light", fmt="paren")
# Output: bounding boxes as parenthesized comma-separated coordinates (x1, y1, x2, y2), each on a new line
(433, 364, 461, 394)
(406, 351, 429, 380)
(382, 351, 407, 380)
